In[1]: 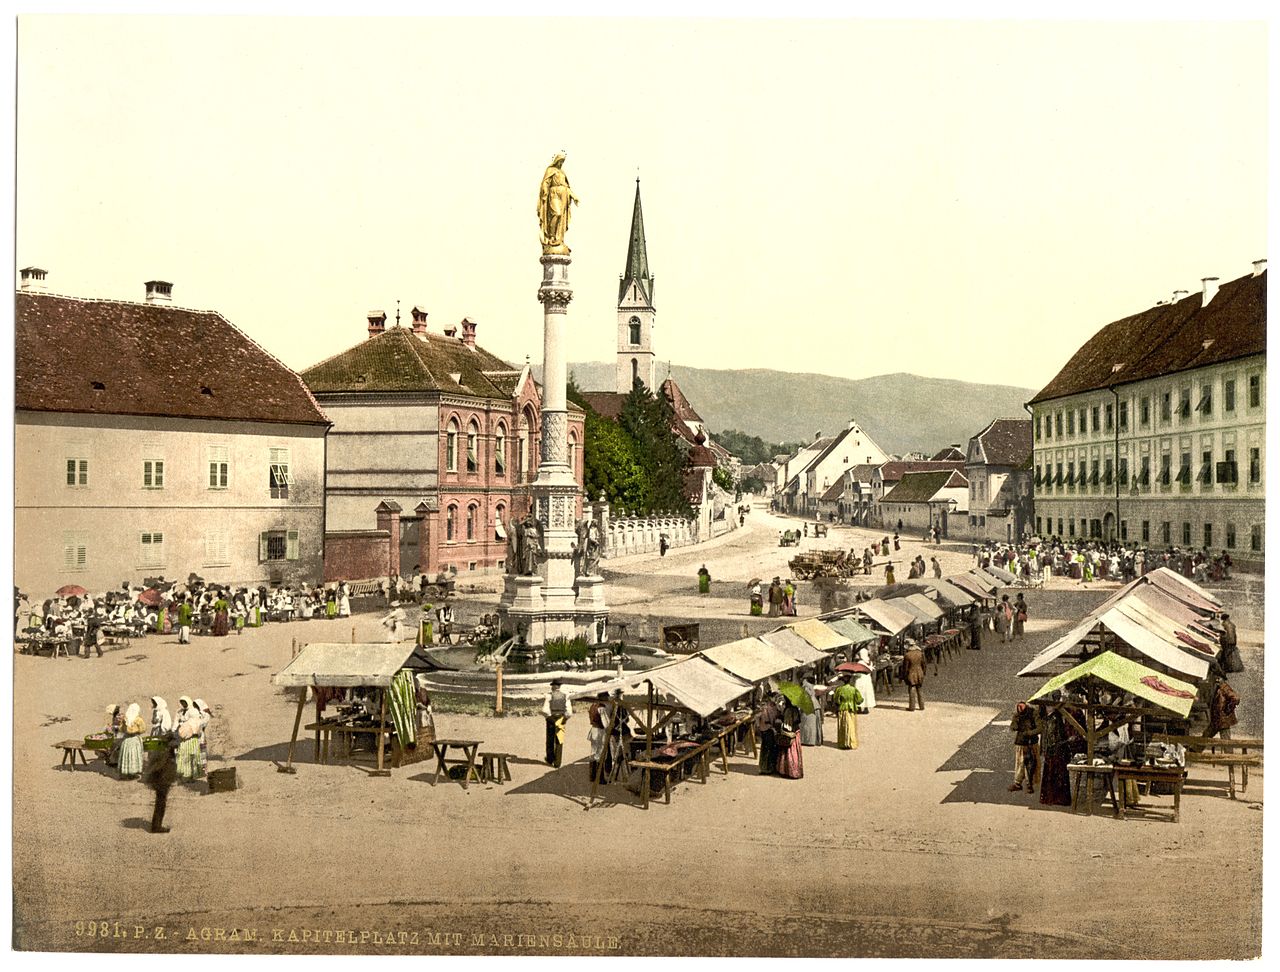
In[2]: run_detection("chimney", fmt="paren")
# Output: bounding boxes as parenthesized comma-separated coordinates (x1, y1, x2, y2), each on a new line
(367, 310, 387, 338)
(443, 326, 457, 338)
(1201, 277, 1220, 306)
(411, 305, 428, 336)
(19, 267, 48, 292)
(460, 318, 477, 348)
(144, 280, 173, 303)
(1253, 259, 1267, 277)
(1172, 290, 1189, 304)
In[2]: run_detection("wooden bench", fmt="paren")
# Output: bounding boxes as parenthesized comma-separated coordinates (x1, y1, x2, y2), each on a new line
(478, 751, 514, 784)
(1152, 733, 1262, 799)
(53, 740, 91, 770)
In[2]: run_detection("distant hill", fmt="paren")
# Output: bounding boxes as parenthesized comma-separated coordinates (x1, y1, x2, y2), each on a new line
(560, 362, 1035, 456)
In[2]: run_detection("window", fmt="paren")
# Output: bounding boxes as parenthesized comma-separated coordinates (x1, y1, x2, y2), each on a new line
(1104, 403, 1113, 432)
(1159, 454, 1172, 487)
(1160, 392, 1171, 423)
(1092, 405, 1101, 433)
(140, 531, 165, 567)
(1104, 458, 1113, 487)
(62, 532, 88, 572)
(1035, 517, 1042, 535)
(1141, 520, 1150, 542)
(269, 447, 293, 499)
(1055, 413, 1063, 437)
(203, 531, 230, 567)
(142, 459, 165, 489)
(495, 504, 507, 542)
(1120, 520, 1128, 541)
(1226, 523, 1236, 550)
(446, 505, 457, 542)
(466, 421, 479, 473)
(1139, 397, 1150, 426)
(631, 358, 639, 384)
(1034, 416, 1042, 441)
(1118, 401, 1128, 430)
(467, 505, 479, 541)
(1199, 450, 1213, 486)
(1068, 519, 1076, 538)
(260, 530, 298, 562)
(1055, 462, 1063, 486)
(1203, 523, 1213, 548)
(1118, 457, 1128, 487)
(495, 424, 507, 476)
(1251, 525, 1262, 551)
(1178, 388, 1191, 420)
(1217, 449, 1238, 485)
(65, 457, 89, 487)
(208, 446, 229, 489)
(1176, 452, 1191, 487)
(1160, 522, 1170, 545)
(1056, 518, 1063, 537)
(568, 431, 578, 478)
(1225, 379, 1236, 412)
(1065, 462, 1075, 487)
(1196, 383, 1212, 417)
(1181, 522, 1191, 546)
(446, 420, 459, 472)
(1067, 411, 1075, 435)
(1079, 408, 1088, 434)
(1139, 456, 1150, 487)
(1248, 374, 1261, 408)
(1249, 447, 1261, 484)
(1090, 460, 1100, 486)
(629, 316, 641, 345)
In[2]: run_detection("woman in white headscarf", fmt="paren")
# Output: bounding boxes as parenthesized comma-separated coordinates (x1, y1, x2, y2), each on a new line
(193, 699, 212, 776)
(117, 703, 146, 779)
(150, 696, 174, 736)
(175, 696, 202, 781)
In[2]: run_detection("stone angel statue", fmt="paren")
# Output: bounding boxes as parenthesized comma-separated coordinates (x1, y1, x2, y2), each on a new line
(520, 512, 546, 576)
(506, 516, 526, 576)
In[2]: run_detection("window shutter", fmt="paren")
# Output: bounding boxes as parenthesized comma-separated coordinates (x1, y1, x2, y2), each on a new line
(143, 462, 152, 488)
(66, 459, 76, 486)
(259, 532, 269, 562)
(79, 460, 89, 485)
(64, 537, 75, 571)
(286, 530, 300, 561)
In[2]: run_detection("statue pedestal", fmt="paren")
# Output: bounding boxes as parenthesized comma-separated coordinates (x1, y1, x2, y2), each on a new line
(574, 574, 609, 645)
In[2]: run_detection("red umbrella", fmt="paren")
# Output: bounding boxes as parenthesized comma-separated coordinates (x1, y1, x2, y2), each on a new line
(55, 584, 88, 597)
(835, 662, 871, 674)
(137, 588, 163, 607)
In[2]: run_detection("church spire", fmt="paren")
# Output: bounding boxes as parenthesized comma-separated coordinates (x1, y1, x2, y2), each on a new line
(619, 178, 653, 304)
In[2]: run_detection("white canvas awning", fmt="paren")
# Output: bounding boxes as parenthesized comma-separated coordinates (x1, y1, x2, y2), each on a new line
(1016, 606, 1209, 682)
(928, 579, 975, 607)
(784, 618, 851, 652)
(903, 593, 946, 621)
(950, 573, 996, 599)
(700, 636, 800, 683)
(1129, 586, 1221, 644)
(1016, 617, 1101, 677)
(1147, 567, 1222, 612)
(1112, 597, 1217, 660)
(572, 656, 753, 718)
(760, 628, 829, 666)
(854, 599, 914, 636)
(272, 642, 419, 689)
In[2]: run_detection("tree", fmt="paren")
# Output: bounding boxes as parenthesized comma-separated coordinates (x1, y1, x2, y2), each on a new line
(619, 378, 690, 515)
(712, 465, 736, 494)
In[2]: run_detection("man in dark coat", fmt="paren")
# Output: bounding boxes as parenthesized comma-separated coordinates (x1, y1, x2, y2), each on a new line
(755, 694, 780, 775)
(146, 735, 178, 833)
(1207, 680, 1240, 738)
(901, 642, 927, 711)
(1009, 702, 1041, 792)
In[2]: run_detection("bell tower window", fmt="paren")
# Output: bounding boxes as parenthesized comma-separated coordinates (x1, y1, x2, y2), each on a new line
(629, 317, 641, 346)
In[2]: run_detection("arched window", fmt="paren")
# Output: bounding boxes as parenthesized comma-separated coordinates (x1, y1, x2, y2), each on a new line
(466, 504, 477, 541)
(495, 423, 507, 476)
(629, 316, 641, 345)
(446, 504, 457, 542)
(466, 420, 479, 473)
(568, 430, 578, 478)
(445, 419, 459, 472)
(631, 358, 639, 384)
(495, 502, 506, 541)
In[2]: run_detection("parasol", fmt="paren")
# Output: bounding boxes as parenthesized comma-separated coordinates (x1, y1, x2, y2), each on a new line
(137, 588, 163, 607)
(55, 584, 88, 597)
(835, 662, 871, 675)
(746, 577, 763, 589)
(775, 681, 815, 714)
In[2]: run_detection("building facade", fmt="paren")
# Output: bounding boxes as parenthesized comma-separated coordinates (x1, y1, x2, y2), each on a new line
(964, 418, 1034, 543)
(15, 277, 329, 595)
(1029, 265, 1265, 565)
(616, 180, 658, 395)
(303, 310, 584, 579)
(878, 469, 970, 536)
(800, 420, 890, 516)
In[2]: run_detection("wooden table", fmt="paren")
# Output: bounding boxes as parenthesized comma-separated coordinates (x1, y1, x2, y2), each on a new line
(431, 738, 482, 788)
(1112, 764, 1187, 823)
(1152, 733, 1263, 799)
(305, 721, 395, 766)
(1067, 762, 1119, 816)
(630, 738, 719, 809)
(53, 740, 90, 769)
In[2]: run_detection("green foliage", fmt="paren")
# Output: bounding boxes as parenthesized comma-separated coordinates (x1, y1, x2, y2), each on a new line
(543, 636, 591, 663)
(713, 428, 806, 465)
(739, 474, 767, 494)
(583, 409, 648, 510)
(619, 379, 691, 515)
(712, 465, 736, 493)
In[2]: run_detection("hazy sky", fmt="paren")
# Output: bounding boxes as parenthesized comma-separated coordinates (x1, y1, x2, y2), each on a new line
(16, 16, 1267, 391)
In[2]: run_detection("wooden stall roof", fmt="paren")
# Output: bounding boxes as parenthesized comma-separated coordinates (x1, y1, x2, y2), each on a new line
(949, 573, 996, 599)
(983, 565, 1019, 584)
(853, 599, 915, 636)
(903, 593, 946, 621)
(974, 567, 1011, 587)
(825, 616, 880, 644)
(1028, 651, 1197, 719)
(1129, 586, 1221, 642)
(576, 656, 754, 718)
(785, 618, 851, 651)
(760, 627, 829, 665)
(272, 642, 419, 688)
(925, 579, 975, 608)
(700, 636, 800, 684)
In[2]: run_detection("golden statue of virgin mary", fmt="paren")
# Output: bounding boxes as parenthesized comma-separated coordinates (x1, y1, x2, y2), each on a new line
(537, 152, 579, 254)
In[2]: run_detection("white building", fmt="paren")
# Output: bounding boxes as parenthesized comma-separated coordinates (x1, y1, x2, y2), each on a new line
(964, 418, 1034, 543)
(879, 469, 970, 537)
(800, 420, 890, 516)
(15, 274, 330, 596)
(1029, 264, 1265, 565)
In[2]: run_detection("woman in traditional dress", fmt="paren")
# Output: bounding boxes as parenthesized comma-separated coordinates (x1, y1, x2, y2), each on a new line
(117, 702, 146, 780)
(853, 644, 877, 711)
(175, 697, 202, 781)
(211, 589, 230, 637)
(105, 704, 123, 767)
(832, 676, 863, 750)
(150, 696, 174, 736)
(1037, 702, 1073, 806)
(799, 677, 823, 746)
(193, 699, 212, 776)
(338, 582, 352, 619)
(775, 696, 805, 779)
(885, 562, 896, 585)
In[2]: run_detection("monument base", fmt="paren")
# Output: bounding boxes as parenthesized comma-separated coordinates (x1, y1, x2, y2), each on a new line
(573, 574, 610, 645)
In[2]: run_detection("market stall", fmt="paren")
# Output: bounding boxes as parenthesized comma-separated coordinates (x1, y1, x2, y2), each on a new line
(760, 627, 832, 670)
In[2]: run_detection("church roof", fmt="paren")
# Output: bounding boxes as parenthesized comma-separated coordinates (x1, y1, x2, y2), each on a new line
(580, 391, 626, 420)
(619, 180, 654, 305)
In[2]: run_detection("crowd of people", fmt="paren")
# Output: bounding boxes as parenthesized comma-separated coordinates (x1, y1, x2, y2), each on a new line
(975, 538, 1236, 587)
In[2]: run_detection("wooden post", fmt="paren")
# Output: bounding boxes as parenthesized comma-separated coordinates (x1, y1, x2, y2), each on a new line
(351, 625, 356, 644)
(494, 661, 504, 716)
(280, 687, 306, 773)
(591, 699, 621, 803)
(374, 688, 389, 776)
(314, 691, 322, 762)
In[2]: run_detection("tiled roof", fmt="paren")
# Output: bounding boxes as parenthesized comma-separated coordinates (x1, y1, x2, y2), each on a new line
(971, 418, 1033, 467)
(661, 377, 704, 424)
(930, 446, 965, 461)
(579, 392, 626, 420)
(15, 291, 327, 426)
(847, 463, 883, 483)
(881, 469, 969, 504)
(302, 326, 522, 399)
(820, 479, 846, 502)
(877, 460, 965, 483)
(1030, 270, 1266, 405)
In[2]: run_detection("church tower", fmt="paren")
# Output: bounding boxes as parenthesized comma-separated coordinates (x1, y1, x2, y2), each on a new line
(616, 179, 657, 394)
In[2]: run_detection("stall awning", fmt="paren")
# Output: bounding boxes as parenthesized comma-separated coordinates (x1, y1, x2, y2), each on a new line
(272, 642, 420, 689)
(1017, 606, 1210, 683)
(925, 579, 975, 608)
(974, 567, 1011, 587)
(1028, 651, 1197, 718)
(760, 628, 829, 666)
(1016, 617, 1100, 677)
(1147, 567, 1222, 612)
(785, 618, 851, 651)
(825, 616, 879, 644)
(950, 573, 996, 599)
(903, 593, 945, 621)
(699, 636, 800, 684)
(983, 565, 1019, 584)
(853, 599, 914, 636)
(1129, 586, 1221, 644)
(1115, 595, 1217, 658)
(572, 656, 753, 718)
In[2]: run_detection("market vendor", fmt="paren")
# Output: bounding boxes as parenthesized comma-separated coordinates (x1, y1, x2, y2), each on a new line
(832, 676, 862, 750)
(542, 679, 571, 768)
(104, 704, 123, 767)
